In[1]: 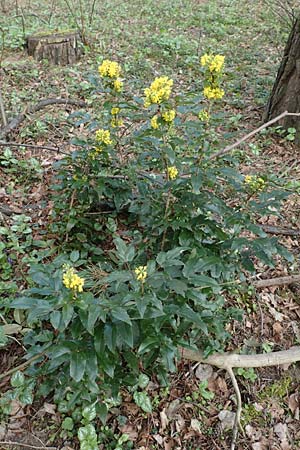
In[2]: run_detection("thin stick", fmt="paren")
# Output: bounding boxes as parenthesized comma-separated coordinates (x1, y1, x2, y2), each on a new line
(0, 88, 7, 126)
(209, 111, 300, 160)
(254, 274, 300, 289)
(0, 97, 86, 137)
(0, 140, 68, 155)
(0, 353, 44, 381)
(0, 442, 56, 450)
(228, 367, 243, 450)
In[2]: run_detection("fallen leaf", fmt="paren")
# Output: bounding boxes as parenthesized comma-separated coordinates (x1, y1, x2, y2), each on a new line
(119, 424, 138, 441)
(218, 410, 235, 430)
(153, 434, 163, 446)
(175, 414, 185, 433)
(245, 424, 262, 441)
(160, 409, 169, 431)
(166, 399, 181, 420)
(288, 393, 299, 415)
(190, 419, 202, 435)
(195, 363, 213, 381)
(43, 402, 57, 415)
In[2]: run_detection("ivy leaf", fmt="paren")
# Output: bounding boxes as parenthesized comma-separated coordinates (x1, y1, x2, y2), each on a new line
(11, 371, 25, 388)
(133, 391, 152, 413)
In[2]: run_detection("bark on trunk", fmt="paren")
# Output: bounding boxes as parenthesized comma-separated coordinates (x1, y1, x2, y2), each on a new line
(264, 16, 300, 133)
(26, 31, 83, 65)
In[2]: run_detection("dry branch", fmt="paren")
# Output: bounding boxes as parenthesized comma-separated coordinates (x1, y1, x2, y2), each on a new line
(254, 274, 300, 289)
(181, 345, 300, 449)
(0, 140, 68, 155)
(209, 110, 300, 160)
(0, 97, 86, 137)
(261, 224, 300, 236)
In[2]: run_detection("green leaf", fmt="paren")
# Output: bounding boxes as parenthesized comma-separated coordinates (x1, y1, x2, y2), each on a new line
(50, 311, 62, 330)
(11, 371, 25, 388)
(19, 388, 34, 405)
(133, 391, 152, 413)
(138, 373, 150, 389)
(70, 250, 80, 263)
(82, 405, 96, 423)
(191, 173, 203, 194)
(117, 322, 134, 348)
(62, 417, 74, 431)
(70, 351, 86, 382)
(96, 402, 108, 424)
(111, 307, 132, 325)
(167, 279, 188, 295)
(62, 304, 74, 328)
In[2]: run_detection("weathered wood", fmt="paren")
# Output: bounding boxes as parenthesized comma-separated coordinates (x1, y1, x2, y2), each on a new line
(264, 16, 300, 132)
(26, 31, 83, 65)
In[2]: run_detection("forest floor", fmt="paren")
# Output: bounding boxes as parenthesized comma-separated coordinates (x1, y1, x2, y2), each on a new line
(0, 0, 300, 449)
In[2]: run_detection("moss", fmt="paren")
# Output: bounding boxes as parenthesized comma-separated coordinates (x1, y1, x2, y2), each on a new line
(258, 376, 292, 401)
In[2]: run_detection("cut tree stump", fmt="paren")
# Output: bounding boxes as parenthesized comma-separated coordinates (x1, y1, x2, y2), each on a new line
(26, 31, 83, 65)
(264, 15, 300, 134)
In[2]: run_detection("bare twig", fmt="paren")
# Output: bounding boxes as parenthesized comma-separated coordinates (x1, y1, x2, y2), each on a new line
(0, 353, 45, 381)
(254, 274, 300, 289)
(181, 345, 300, 449)
(0, 97, 86, 137)
(0, 442, 56, 450)
(261, 224, 300, 236)
(209, 111, 300, 160)
(0, 88, 7, 126)
(0, 140, 69, 155)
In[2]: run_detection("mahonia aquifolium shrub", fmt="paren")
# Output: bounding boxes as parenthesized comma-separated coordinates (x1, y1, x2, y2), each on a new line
(7, 55, 292, 418)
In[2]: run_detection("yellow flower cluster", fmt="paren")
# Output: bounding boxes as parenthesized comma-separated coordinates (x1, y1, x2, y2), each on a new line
(203, 86, 225, 100)
(144, 76, 173, 107)
(151, 115, 159, 129)
(95, 129, 113, 145)
(99, 60, 121, 78)
(162, 109, 176, 123)
(113, 79, 123, 92)
(63, 266, 84, 293)
(167, 166, 178, 180)
(244, 175, 266, 192)
(110, 107, 123, 127)
(198, 110, 210, 122)
(98, 60, 123, 93)
(201, 53, 225, 73)
(111, 107, 120, 115)
(134, 266, 147, 282)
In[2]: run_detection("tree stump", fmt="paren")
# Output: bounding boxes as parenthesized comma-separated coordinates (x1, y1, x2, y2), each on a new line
(26, 31, 83, 65)
(264, 16, 300, 133)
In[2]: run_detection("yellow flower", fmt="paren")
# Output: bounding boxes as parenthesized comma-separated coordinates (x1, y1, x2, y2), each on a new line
(144, 76, 173, 107)
(111, 107, 120, 115)
(162, 109, 176, 123)
(167, 166, 178, 180)
(203, 86, 225, 100)
(62, 266, 84, 293)
(111, 117, 124, 128)
(198, 110, 210, 122)
(200, 53, 225, 73)
(134, 265, 147, 282)
(98, 60, 121, 78)
(244, 175, 266, 192)
(95, 129, 113, 145)
(151, 115, 159, 129)
(113, 79, 123, 92)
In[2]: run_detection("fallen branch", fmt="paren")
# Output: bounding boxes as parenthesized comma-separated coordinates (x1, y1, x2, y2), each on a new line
(0, 140, 69, 155)
(0, 97, 87, 137)
(261, 224, 300, 236)
(254, 274, 300, 289)
(0, 442, 56, 450)
(0, 88, 7, 126)
(209, 110, 300, 160)
(181, 345, 300, 449)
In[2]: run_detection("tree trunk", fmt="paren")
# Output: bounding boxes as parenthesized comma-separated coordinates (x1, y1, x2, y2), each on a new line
(26, 31, 83, 65)
(264, 15, 300, 132)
